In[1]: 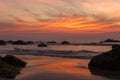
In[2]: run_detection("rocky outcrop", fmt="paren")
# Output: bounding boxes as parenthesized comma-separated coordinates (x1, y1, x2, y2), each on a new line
(0, 61, 19, 78)
(2, 55, 27, 68)
(0, 55, 27, 79)
(101, 39, 120, 42)
(88, 44, 120, 71)
(11, 40, 34, 45)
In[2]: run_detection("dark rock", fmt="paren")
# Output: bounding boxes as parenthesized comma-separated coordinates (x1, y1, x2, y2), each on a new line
(88, 44, 120, 71)
(11, 40, 28, 45)
(2, 55, 27, 68)
(47, 41, 57, 45)
(7, 40, 13, 44)
(61, 41, 70, 45)
(37, 42, 47, 47)
(112, 44, 120, 49)
(26, 41, 34, 45)
(0, 40, 6, 46)
(0, 60, 20, 79)
(102, 39, 120, 42)
(8, 40, 34, 45)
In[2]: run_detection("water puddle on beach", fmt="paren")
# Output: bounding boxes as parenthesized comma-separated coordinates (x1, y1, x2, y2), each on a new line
(15, 55, 114, 80)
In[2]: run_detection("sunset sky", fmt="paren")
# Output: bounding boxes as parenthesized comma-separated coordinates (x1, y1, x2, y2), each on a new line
(0, 0, 120, 42)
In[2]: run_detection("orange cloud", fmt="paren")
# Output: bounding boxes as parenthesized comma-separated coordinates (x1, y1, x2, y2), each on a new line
(1, 16, 119, 35)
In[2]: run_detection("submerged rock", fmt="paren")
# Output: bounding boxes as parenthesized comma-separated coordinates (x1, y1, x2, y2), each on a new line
(2, 55, 27, 68)
(88, 44, 120, 71)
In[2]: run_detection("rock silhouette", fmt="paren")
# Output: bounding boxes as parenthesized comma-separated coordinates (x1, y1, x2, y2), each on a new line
(2, 55, 27, 68)
(0, 55, 27, 79)
(61, 41, 70, 45)
(88, 44, 120, 71)
(38, 42, 48, 47)
(0, 40, 6, 45)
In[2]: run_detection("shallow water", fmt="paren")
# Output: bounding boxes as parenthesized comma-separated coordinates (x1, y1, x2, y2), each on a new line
(0, 45, 112, 59)
(0, 45, 117, 80)
(14, 55, 119, 80)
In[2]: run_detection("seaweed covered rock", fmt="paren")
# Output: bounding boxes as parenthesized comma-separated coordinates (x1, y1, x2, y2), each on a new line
(2, 55, 27, 68)
(0, 60, 20, 78)
(88, 44, 120, 71)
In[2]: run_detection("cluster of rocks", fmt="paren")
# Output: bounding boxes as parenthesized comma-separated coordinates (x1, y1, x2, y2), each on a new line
(9, 40, 34, 45)
(0, 55, 27, 79)
(0, 40, 34, 46)
(101, 39, 120, 43)
(37, 41, 71, 47)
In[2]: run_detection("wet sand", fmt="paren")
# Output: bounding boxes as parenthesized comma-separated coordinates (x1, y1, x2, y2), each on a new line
(0, 54, 119, 80)
(16, 55, 112, 80)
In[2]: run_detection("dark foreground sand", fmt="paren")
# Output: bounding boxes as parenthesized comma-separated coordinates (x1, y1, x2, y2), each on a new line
(0, 54, 119, 80)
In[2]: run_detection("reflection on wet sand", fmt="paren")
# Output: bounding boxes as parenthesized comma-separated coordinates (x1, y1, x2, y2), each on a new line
(15, 55, 111, 80)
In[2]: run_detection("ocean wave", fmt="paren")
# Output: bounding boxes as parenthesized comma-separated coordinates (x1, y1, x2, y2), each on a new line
(0, 48, 101, 59)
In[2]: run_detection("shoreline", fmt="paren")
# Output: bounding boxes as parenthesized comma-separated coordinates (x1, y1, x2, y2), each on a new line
(0, 53, 118, 80)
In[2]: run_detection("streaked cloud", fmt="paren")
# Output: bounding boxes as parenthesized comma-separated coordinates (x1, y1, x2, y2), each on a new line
(0, 0, 120, 41)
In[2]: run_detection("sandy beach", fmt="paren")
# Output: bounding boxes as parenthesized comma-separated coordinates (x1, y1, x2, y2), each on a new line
(0, 54, 111, 80)
(0, 53, 119, 80)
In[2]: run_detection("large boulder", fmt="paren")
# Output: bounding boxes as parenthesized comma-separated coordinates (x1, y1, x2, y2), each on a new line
(0, 60, 20, 79)
(88, 44, 120, 71)
(2, 55, 27, 68)
(0, 55, 27, 79)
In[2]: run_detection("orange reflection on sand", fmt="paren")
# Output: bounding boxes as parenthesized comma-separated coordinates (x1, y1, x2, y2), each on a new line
(41, 58, 91, 76)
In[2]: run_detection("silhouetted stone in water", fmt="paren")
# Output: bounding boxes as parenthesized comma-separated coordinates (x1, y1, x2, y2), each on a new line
(0, 40, 6, 46)
(88, 44, 120, 71)
(101, 39, 120, 42)
(26, 41, 34, 45)
(47, 41, 57, 45)
(7, 40, 13, 44)
(2, 55, 27, 68)
(37, 43, 48, 47)
(11, 40, 28, 45)
(61, 41, 70, 45)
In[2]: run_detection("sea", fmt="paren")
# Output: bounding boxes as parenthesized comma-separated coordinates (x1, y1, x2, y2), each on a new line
(0, 43, 120, 80)
(0, 44, 112, 58)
